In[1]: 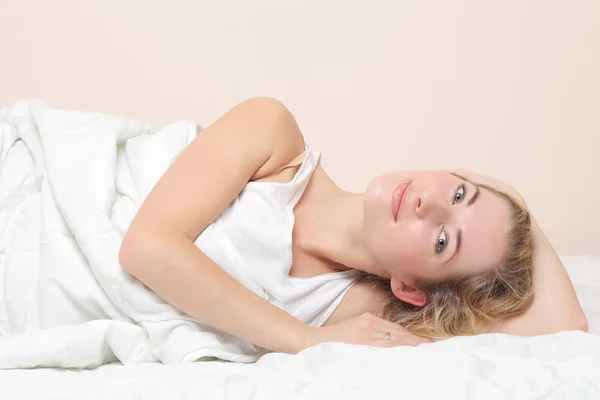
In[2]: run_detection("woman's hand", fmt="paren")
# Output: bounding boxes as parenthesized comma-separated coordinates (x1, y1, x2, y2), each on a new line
(303, 313, 432, 350)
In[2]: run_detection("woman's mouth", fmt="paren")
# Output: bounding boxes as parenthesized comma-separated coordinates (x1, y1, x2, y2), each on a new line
(392, 181, 411, 222)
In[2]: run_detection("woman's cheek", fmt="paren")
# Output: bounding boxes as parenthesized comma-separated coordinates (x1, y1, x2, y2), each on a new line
(396, 223, 430, 265)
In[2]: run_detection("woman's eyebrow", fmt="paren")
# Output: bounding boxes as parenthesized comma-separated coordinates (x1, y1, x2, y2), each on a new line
(467, 185, 480, 207)
(444, 228, 462, 265)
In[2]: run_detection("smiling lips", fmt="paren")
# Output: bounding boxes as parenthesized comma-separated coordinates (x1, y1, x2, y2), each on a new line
(392, 181, 411, 221)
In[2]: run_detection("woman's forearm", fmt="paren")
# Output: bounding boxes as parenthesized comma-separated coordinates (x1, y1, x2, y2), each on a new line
(119, 232, 310, 354)
(529, 216, 587, 331)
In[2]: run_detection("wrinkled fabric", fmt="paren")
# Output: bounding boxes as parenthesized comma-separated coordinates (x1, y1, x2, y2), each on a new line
(0, 99, 199, 367)
(1, 331, 600, 399)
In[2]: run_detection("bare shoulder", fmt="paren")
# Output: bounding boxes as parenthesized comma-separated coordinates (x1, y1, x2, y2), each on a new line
(228, 97, 306, 181)
(120, 97, 307, 267)
(188, 96, 307, 182)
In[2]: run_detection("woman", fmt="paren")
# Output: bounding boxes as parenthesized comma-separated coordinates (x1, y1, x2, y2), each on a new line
(119, 97, 587, 355)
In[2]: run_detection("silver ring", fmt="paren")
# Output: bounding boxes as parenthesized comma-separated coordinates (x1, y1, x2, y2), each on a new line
(385, 332, 391, 341)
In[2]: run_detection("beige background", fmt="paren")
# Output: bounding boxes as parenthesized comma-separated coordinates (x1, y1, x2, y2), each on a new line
(1, 0, 598, 254)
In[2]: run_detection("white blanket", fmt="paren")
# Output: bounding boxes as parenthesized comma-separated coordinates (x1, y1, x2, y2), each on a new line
(1, 101, 599, 398)
(0, 99, 198, 368)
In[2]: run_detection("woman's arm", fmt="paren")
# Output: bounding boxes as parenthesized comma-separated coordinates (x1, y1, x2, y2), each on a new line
(455, 170, 588, 335)
(120, 98, 428, 354)
(119, 97, 311, 354)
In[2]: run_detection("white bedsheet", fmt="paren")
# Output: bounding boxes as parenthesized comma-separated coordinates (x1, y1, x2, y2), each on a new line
(1, 330, 600, 399)
(1, 100, 599, 399)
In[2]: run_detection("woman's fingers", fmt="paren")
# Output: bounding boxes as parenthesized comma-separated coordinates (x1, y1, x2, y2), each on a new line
(373, 338, 424, 348)
(369, 314, 432, 344)
(332, 313, 431, 348)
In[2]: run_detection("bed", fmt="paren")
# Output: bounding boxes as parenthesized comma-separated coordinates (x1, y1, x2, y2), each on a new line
(1, 100, 599, 399)
(2, 254, 600, 399)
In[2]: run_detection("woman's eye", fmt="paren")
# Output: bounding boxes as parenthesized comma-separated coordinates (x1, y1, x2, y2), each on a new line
(436, 230, 448, 253)
(454, 185, 466, 204)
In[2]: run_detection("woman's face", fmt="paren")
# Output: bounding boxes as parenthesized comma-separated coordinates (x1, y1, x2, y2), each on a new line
(363, 171, 512, 283)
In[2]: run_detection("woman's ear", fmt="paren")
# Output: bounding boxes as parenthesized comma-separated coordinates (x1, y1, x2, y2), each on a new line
(390, 277, 426, 307)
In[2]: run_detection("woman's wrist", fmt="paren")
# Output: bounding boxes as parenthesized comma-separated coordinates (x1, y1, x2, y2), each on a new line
(291, 325, 319, 354)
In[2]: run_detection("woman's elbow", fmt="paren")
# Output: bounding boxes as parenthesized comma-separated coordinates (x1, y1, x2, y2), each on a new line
(119, 248, 134, 272)
(566, 308, 588, 332)
(119, 227, 186, 284)
(576, 316, 589, 332)
(119, 237, 141, 276)
(119, 230, 157, 277)
(553, 314, 588, 334)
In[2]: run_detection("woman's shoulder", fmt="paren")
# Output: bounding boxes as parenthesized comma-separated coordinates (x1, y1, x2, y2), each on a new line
(241, 97, 308, 183)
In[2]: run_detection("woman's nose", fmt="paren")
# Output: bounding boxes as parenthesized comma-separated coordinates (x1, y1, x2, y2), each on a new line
(415, 192, 447, 220)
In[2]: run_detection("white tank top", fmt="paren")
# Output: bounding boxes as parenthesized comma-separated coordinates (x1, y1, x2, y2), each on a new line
(146, 143, 362, 363)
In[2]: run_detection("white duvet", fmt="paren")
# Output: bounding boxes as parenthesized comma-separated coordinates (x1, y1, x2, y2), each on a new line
(1, 100, 599, 399)
(0, 99, 200, 368)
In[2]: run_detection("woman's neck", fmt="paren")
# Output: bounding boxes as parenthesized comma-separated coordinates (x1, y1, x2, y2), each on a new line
(293, 167, 389, 278)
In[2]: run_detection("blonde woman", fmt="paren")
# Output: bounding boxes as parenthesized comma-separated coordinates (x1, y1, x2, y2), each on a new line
(119, 97, 587, 358)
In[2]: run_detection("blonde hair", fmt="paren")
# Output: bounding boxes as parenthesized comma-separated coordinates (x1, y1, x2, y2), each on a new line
(363, 184, 534, 340)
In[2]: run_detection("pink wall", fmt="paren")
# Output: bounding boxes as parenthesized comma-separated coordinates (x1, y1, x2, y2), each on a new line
(1, 0, 598, 254)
